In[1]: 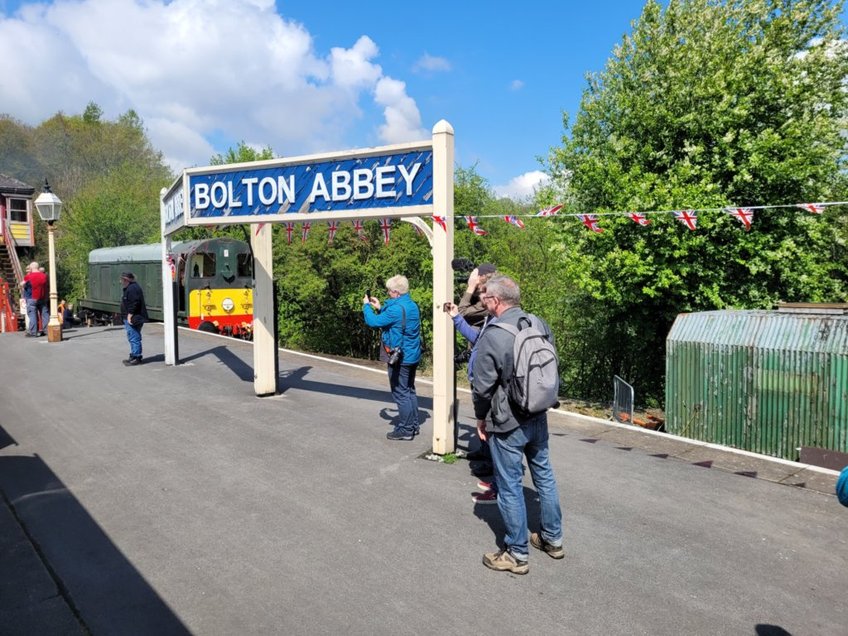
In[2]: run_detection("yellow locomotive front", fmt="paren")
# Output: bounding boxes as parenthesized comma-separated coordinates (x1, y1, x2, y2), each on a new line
(177, 239, 254, 338)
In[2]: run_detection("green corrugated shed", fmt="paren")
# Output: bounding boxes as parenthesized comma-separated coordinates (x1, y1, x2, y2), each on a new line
(665, 307, 848, 460)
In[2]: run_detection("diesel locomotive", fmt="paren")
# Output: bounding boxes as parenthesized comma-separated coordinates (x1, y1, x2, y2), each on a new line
(79, 238, 254, 338)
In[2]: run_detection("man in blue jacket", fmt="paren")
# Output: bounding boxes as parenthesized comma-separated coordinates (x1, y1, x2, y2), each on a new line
(363, 275, 422, 441)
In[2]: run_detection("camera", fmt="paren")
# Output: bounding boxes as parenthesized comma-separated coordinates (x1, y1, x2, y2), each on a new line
(451, 258, 475, 273)
(387, 347, 403, 366)
(452, 257, 474, 283)
(454, 348, 471, 365)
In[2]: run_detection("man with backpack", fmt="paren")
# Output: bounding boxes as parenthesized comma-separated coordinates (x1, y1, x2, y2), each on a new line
(471, 275, 564, 575)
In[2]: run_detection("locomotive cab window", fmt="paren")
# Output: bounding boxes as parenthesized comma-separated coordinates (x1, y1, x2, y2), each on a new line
(237, 253, 252, 278)
(190, 253, 216, 278)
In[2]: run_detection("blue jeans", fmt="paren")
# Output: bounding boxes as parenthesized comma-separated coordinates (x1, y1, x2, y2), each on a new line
(124, 319, 143, 358)
(26, 298, 48, 335)
(489, 415, 563, 560)
(387, 363, 419, 435)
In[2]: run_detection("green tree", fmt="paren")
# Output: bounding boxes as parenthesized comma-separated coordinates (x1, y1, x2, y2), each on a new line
(210, 141, 274, 165)
(546, 0, 848, 403)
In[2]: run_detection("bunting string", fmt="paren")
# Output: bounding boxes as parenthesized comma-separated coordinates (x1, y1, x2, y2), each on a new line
(271, 200, 844, 247)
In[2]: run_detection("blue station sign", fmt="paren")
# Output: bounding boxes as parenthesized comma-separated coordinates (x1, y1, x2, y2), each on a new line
(184, 143, 433, 226)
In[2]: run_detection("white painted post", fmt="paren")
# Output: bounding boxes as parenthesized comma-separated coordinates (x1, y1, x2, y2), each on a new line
(160, 187, 176, 365)
(251, 223, 277, 396)
(431, 120, 456, 455)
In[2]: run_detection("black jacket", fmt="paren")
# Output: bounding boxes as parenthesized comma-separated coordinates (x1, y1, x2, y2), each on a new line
(120, 281, 148, 323)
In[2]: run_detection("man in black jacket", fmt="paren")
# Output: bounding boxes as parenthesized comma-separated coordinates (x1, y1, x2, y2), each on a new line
(120, 272, 148, 366)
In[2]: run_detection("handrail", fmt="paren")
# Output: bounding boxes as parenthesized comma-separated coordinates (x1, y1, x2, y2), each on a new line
(2, 221, 24, 285)
(0, 279, 18, 332)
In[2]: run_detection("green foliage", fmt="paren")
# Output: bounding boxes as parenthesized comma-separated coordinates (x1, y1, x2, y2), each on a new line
(273, 220, 433, 363)
(0, 103, 173, 302)
(545, 0, 848, 402)
(210, 141, 275, 165)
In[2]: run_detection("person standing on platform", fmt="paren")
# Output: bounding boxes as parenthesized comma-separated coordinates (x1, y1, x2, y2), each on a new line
(20, 262, 48, 337)
(471, 275, 564, 575)
(363, 275, 422, 441)
(120, 272, 148, 366)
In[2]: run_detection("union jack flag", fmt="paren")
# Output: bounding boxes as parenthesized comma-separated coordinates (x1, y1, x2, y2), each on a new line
(503, 215, 526, 229)
(673, 209, 698, 231)
(380, 218, 392, 244)
(255, 222, 265, 236)
(432, 215, 447, 232)
(577, 214, 603, 233)
(725, 207, 754, 231)
(628, 213, 651, 226)
(797, 203, 825, 214)
(536, 204, 563, 217)
(465, 216, 487, 236)
(301, 222, 311, 243)
(284, 222, 295, 244)
(327, 220, 339, 244)
(352, 219, 368, 241)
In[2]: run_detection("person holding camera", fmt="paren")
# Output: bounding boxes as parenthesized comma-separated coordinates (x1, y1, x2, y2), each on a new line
(363, 275, 422, 441)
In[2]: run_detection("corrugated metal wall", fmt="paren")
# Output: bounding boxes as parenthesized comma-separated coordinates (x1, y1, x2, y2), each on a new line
(666, 310, 848, 460)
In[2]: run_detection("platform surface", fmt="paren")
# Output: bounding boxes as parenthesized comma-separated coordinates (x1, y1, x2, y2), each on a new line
(1, 325, 845, 635)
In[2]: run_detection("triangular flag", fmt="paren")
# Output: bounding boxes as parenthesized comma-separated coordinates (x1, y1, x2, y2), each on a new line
(465, 216, 488, 236)
(797, 203, 824, 214)
(255, 222, 265, 236)
(503, 215, 526, 229)
(536, 204, 563, 217)
(725, 207, 754, 231)
(379, 218, 392, 244)
(352, 219, 368, 241)
(433, 215, 448, 232)
(577, 214, 603, 233)
(628, 213, 651, 226)
(284, 222, 295, 244)
(327, 220, 339, 244)
(673, 210, 698, 230)
(301, 222, 311, 243)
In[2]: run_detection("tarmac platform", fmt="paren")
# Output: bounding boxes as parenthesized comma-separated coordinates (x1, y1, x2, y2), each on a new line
(0, 324, 846, 635)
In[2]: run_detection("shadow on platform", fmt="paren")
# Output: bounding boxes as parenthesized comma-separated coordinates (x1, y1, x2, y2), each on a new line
(0, 421, 190, 636)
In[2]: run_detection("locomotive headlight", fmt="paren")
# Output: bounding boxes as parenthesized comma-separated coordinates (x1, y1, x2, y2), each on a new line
(222, 297, 235, 313)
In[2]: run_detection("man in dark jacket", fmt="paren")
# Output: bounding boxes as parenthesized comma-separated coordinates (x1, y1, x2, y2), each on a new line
(120, 272, 148, 366)
(471, 275, 563, 575)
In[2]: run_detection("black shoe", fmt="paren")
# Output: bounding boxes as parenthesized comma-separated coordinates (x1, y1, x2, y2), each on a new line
(123, 357, 141, 366)
(37, 331, 46, 337)
(25, 333, 36, 338)
(386, 430, 414, 441)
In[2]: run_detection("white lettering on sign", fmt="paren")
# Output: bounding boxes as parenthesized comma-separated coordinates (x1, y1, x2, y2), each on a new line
(353, 169, 374, 199)
(193, 161, 425, 210)
(308, 173, 330, 204)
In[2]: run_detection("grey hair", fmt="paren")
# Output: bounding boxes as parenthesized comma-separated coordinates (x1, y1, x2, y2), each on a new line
(385, 275, 410, 294)
(484, 275, 521, 307)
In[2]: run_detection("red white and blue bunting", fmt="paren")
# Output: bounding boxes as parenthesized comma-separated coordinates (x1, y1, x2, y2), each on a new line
(273, 201, 843, 246)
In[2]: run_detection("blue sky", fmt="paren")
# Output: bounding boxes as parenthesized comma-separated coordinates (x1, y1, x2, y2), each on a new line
(6, 0, 824, 200)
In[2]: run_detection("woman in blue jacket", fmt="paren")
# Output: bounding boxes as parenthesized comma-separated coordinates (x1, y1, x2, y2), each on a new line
(363, 275, 422, 440)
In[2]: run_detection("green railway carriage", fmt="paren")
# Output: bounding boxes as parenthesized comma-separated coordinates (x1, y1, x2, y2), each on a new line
(79, 238, 254, 337)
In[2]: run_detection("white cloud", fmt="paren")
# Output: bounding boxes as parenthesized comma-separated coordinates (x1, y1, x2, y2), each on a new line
(413, 53, 451, 73)
(493, 171, 550, 201)
(0, 0, 427, 172)
(509, 79, 525, 91)
(374, 77, 428, 144)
